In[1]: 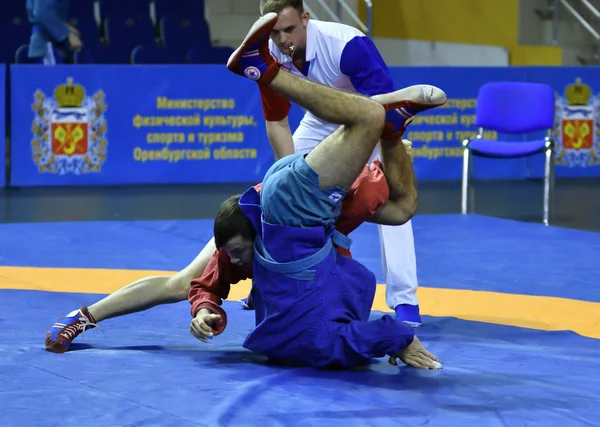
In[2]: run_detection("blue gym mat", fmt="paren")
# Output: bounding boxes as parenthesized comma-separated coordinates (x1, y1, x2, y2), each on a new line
(1, 214, 599, 426)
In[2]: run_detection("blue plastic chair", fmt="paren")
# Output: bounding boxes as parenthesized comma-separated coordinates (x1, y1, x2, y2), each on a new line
(160, 16, 212, 53)
(74, 41, 117, 64)
(0, 16, 31, 64)
(99, 0, 152, 20)
(461, 82, 556, 225)
(187, 46, 234, 64)
(154, 0, 205, 22)
(132, 44, 184, 64)
(67, 0, 102, 46)
(14, 44, 37, 63)
(104, 16, 157, 63)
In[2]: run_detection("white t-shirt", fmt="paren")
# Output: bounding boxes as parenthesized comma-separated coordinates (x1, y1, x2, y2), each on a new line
(268, 19, 396, 154)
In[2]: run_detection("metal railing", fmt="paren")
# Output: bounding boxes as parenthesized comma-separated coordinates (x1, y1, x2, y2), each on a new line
(581, 0, 600, 17)
(311, 0, 342, 23)
(303, 2, 319, 21)
(553, 0, 600, 43)
(307, 0, 373, 38)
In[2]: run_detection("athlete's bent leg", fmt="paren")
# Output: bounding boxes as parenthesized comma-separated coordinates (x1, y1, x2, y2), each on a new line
(226, 13, 442, 370)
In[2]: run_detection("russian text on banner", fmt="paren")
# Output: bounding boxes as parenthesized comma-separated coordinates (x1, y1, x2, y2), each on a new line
(10, 64, 302, 186)
(388, 67, 531, 180)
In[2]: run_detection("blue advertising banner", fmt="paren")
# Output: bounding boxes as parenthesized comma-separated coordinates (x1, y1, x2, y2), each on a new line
(526, 67, 600, 178)
(8, 64, 600, 186)
(390, 66, 600, 180)
(389, 67, 531, 180)
(10, 64, 304, 186)
(0, 65, 5, 187)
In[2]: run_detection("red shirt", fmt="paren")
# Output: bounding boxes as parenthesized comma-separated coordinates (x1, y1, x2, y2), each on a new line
(188, 160, 389, 334)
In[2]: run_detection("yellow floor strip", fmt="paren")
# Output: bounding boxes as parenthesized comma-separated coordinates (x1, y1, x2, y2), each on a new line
(2, 266, 599, 339)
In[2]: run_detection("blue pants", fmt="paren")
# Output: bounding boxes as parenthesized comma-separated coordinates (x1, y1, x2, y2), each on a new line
(259, 153, 347, 231)
(240, 156, 415, 369)
(244, 243, 415, 368)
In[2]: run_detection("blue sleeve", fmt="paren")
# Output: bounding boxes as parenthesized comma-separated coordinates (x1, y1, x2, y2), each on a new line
(339, 36, 395, 96)
(31, 0, 70, 43)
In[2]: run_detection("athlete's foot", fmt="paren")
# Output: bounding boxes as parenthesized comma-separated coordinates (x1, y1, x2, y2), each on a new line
(45, 306, 99, 353)
(389, 335, 442, 369)
(395, 304, 422, 327)
(226, 12, 281, 85)
(239, 293, 255, 310)
(372, 85, 447, 140)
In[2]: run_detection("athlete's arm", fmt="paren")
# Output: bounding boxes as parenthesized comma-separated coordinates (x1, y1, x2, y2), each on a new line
(266, 117, 295, 160)
(188, 248, 252, 338)
(368, 139, 418, 226)
(338, 36, 418, 224)
(260, 85, 295, 159)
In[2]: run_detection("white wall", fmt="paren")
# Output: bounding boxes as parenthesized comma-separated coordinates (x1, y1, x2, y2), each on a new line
(205, 0, 365, 48)
(303, 0, 365, 31)
(518, 0, 600, 65)
(373, 38, 509, 66)
(205, 0, 509, 66)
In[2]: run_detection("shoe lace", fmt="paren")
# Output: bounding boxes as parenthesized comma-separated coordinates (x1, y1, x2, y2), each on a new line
(61, 311, 102, 341)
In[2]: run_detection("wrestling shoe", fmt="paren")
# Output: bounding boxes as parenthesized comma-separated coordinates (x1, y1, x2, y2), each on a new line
(372, 85, 447, 141)
(45, 306, 99, 353)
(226, 12, 281, 85)
(239, 295, 255, 310)
(395, 304, 422, 328)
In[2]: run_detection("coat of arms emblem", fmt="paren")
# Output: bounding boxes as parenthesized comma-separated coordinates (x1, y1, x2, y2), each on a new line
(31, 77, 108, 175)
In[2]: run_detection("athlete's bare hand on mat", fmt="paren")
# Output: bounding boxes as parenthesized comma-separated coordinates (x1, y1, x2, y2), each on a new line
(389, 336, 442, 369)
(190, 308, 222, 343)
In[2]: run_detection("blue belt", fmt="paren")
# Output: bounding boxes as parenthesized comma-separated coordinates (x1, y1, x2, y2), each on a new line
(254, 230, 352, 281)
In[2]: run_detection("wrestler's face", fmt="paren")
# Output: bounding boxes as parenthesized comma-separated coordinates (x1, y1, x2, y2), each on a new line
(270, 6, 309, 57)
(222, 235, 254, 267)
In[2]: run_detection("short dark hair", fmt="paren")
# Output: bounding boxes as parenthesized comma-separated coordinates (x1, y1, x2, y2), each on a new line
(213, 194, 256, 249)
(260, 0, 304, 15)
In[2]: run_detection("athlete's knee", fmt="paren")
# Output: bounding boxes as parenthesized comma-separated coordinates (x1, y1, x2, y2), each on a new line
(361, 101, 385, 138)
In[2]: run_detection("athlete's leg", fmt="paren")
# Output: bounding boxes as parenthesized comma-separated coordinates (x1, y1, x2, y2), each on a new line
(320, 258, 437, 370)
(227, 13, 442, 369)
(369, 144, 422, 325)
(379, 223, 422, 324)
(45, 238, 217, 353)
(227, 13, 445, 195)
(88, 238, 216, 321)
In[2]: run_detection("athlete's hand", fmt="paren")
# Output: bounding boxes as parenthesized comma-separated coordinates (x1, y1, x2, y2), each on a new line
(67, 32, 82, 51)
(66, 23, 80, 37)
(402, 139, 413, 163)
(190, 308, 222, 343)
(389, 336, 442, 369)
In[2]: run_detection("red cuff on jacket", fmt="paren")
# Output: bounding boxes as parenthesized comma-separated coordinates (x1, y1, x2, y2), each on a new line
(260, 84, 291, 121)
(194, 301, 228, 336)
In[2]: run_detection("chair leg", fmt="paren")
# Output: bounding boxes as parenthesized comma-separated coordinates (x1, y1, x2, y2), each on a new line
(461, 148, 471, 214)
(543, 147, 553, 226)
(550, 150, 556, 223)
